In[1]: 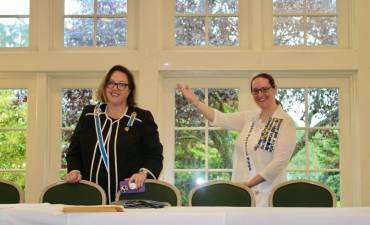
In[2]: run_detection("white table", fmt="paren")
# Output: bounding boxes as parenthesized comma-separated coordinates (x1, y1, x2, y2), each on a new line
(1, 204, 370, 225)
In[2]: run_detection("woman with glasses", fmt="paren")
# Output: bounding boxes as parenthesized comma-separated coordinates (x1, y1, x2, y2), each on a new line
(177, 73, 296, 207)
(65, 65, 163, 203)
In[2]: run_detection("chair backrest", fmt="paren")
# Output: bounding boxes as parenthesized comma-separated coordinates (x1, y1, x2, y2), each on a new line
(269, 179, 336, 207)
(40, 180, 106, 205)
(189, 181, 255, 207)
(0, 179, 24, 204)
(116, 179, 181, 206)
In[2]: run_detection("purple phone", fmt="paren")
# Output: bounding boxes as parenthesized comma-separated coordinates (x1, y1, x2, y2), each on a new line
(119, 179, 145, 194)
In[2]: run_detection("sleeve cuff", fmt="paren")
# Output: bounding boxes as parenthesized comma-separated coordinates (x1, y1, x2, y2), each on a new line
(139, 168, 156, 179)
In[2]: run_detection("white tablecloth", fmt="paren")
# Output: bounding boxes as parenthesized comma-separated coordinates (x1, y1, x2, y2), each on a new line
(1, 204, 370, 225)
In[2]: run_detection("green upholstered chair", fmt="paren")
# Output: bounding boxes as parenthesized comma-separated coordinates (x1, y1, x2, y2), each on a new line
(0, 179, 24, 204)
(188, 181, 255, 207)
(115, 179, 181, 206)
(39, 180, 106, 205)
(269, 179, 336, 207)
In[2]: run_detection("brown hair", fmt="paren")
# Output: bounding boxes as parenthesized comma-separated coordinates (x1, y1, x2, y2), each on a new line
(250, 73, 276, 92)
(96, 65, 137, 106)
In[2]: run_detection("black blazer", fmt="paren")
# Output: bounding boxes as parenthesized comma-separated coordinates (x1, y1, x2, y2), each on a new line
(66, 104, 163, 201)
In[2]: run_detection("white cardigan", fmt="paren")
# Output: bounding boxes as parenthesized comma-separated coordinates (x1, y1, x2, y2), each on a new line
(212, 105, 296, 206)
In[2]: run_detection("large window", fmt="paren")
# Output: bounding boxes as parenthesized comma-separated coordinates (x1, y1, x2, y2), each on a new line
(175, 0, 239, 46)
(277, 87, 340, 204)
(272, 0, 337, 46)
(0, 89, 27, 189)
(174, 87, 239, 204)
(164, 75, 349, 206)
(0, 0, 29, 47)
(64, 0, 128, 47)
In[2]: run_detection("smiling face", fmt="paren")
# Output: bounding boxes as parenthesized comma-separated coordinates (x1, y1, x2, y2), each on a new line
(104, 70, 131, 107)
(251, 77, 277, 110)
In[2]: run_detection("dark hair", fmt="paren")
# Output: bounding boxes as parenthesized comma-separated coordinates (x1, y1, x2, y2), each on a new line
(250, 73, 281, 105)
(96, 65, 137, 107)
(250, 73, 276, 92)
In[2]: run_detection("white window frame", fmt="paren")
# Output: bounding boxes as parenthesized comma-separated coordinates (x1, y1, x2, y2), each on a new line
(51, 0, 137, 50)
(162, 0, 249, 49)
(160, 70, 353, 205)
(48, 73, 103, 182)
(263, 0, 351, 49)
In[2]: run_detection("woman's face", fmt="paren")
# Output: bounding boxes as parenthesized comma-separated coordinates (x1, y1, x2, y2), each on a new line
(105, 70, 131, 106)
(251, 77, 277, 110)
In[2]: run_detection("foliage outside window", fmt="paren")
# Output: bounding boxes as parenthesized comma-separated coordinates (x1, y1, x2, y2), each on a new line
(0, 89, 27, 189)
(64, 0, 127, 47)
(175, 0, 239, 46)
(273, 0, 337, 46)
(60, 89, 95, 178)
(277, 88, 340, 205)
(175, 88, 239, 205)
(0, 0, 29, 47)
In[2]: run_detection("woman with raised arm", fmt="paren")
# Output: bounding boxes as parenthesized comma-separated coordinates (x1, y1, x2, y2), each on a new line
(177, 73, 296, 206)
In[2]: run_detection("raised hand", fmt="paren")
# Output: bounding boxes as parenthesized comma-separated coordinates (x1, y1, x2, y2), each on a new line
(177, 83, 198, 104)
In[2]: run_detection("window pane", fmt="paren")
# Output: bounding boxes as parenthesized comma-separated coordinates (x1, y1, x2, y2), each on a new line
(209, 17, 239, 46)
(309, 171, 340, 203)
(175, 130, 205, 169)
(208, 130, 236, 169)
(0, 89, 27, 128)
(175, 171, 205, 206)
(97, 0, 127, 14)
(175, 17, 205, 46)
(0, 0, 29, 15)
(59, 170, 68, 180)
(308, 88, 338, 127)
(62, 89, 94, 128)
(0, 172, 25, 190)
(273, 0, 304, 13)
(176, 0, 205, 13)
(307, 0, 336, 13)
(208, 0, 238, 14)
(64, 0, 93, 15)
(273, 16, 304, 46)
(307, 17, 337, 46)
(64, 18, 93, 47)
(287, 171, 307, 180)
(208, 88, 239, 113)
(0, 18, 29, 47)
(309, 129, 339, 169)
(288, 130, 306, 170)
(97, 18, 127, 47)
(61, 130, 73, 169)
(208, 171, 231, 180)
(0, 131, 26, 169)
(277, 88, 305, 127)
(175, 88, 205, 127)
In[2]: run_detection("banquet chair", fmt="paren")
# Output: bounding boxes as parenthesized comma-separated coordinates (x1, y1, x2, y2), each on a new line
(115, 179, 181, 206)
(269, 179, 336, 207)
(0, 179, 24, 203)
(39, 180, 106, 205)
(188, 181, 255, 207)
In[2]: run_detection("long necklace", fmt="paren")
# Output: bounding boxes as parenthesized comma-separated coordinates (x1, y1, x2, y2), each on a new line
(244, 121, 256, 171)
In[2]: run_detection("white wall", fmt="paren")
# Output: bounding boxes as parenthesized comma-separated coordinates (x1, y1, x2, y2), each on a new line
(0, 0, 369, 205)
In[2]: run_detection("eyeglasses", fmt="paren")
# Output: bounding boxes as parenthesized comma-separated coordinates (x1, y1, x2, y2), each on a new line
(106, 80, 129, 91)
(251, 86, 272, 96)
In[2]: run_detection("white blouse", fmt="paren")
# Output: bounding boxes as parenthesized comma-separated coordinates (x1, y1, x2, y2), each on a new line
(212, 105, 296, 206)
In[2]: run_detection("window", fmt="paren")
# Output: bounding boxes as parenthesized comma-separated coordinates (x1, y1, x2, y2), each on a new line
(0, 0, 30, 47)
(277, 87, 341, 205)
(60, 88, 96, 178)
(175, 0, 239, 46)
(272, 0, 337, 46)
(64, 0, 128, 47)
(163, 74, 350, 206)
(175, 87, 239, 205)
(0, 89, 27, 189)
